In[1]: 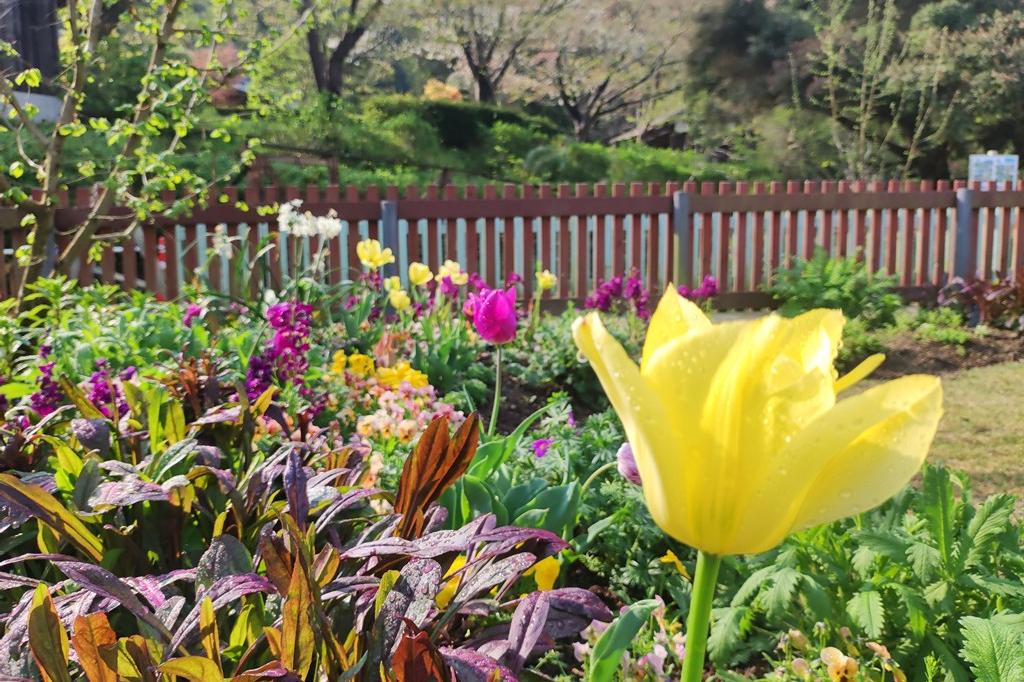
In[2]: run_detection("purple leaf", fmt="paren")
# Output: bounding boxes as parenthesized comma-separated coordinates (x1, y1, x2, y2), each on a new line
(123, 575, 168, 610)
(374, 558, 442, 662)
(195, 535, 253, 591)
(70, 419, 110, 455)
(440, 647, 517, 682)
(89, 478, 168, 508)
(344, 515, 492, 560)
(283, 449, 309, 531)
(315, 488, 381, 528)
(164, 573, 273, 657)
(504, 592, 550, 673)
(50, 559, 169, 638)
(193, 407, 241, 425)
(456, 553, 536, 604)
(475, 525, 569, 560)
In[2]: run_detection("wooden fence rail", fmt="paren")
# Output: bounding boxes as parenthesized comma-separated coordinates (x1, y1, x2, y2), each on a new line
(1, 179, 1022, 309)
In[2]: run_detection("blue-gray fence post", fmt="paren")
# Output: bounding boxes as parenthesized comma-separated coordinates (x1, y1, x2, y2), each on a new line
(953, 187, 973, 281)
(672, 191, 692, 286)
(380, 199, 399, 280)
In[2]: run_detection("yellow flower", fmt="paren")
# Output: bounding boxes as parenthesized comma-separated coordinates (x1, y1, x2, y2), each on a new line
(355, 238, 395, 270)
(820, 647, 859, 682)
(536, 269, 557, 292)
(435, 555, 467, 608)
(376, 361, 429, 389)
(384, 275, 402, 292)
(525, 555, 560, 591)
(409, 262, 433, 287)
(356, 416, 375, 437)
(389, 289, 411, 311)
(346, 353, 375, 378)
(659, 550, 691, 581)
(572, 287, 942, 556)
(331, 350, 347, 374)
(397, 419, 418, 443)
(435, 259, 468, 286)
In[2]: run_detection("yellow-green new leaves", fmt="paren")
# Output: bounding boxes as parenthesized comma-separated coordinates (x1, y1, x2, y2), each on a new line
(158, 656, 225, 682)
(70, 613, 118, 682)
(199, 597, 221, 673)
(281, 561, 315, 678)
(28, 584, 71, 682)
(0, 473, 103, 560)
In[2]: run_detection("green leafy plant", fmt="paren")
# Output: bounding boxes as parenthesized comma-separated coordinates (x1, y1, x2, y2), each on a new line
(769, 250, 901, 328)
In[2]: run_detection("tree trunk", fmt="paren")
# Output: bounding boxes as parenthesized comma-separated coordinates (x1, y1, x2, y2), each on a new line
(15, 207, 54, 306)
(474, 72, 496, 103)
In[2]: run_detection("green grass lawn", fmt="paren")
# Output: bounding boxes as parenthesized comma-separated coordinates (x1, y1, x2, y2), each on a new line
(924, 362, 1024, 499)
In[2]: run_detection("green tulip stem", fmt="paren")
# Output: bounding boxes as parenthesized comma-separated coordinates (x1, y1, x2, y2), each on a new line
(487, 345, 502, 437)
(682, 550, 722, 682)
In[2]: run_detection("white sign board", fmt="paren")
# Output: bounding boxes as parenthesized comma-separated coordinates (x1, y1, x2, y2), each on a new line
(968, 153, 1018, 183)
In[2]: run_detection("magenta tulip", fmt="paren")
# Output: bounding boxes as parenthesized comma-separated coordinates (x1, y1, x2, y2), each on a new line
(473, 287, 518, 344)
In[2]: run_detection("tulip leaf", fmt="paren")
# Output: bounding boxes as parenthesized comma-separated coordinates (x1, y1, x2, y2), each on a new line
(586, 598, 660, 682)
(28, 584, 72, 682)
(846, 589, 885, 639)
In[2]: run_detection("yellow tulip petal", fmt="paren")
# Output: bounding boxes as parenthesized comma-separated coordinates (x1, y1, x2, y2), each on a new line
(573, 313, 685, 540)
(789, 375, 942, 531)
(640, 288, 711, 370)
(642, 313, 844, 553)
(834, 353, 885, 394)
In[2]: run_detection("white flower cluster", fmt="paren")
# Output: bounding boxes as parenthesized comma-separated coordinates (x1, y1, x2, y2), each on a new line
(211, 223, 233, 258)
(278, 199, 342, 239)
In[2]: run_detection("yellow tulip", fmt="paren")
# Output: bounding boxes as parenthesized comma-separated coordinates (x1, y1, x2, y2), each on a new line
(536, 269, 557, 292)
(408, 262, 433, 287)
(384, 275, 402, 292)
(388, 289, 411, 311)
(572, 287, 942, 556)
(435, 259, 468, 286)
(355, 238, 395, 270)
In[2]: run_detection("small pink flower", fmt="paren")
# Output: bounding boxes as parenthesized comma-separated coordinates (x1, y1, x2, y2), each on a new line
(617, 442, 642, 486)
(472, 287, 518, 344)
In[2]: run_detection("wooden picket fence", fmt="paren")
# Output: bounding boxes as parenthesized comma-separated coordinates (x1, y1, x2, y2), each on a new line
(1, 179, 1022, 308)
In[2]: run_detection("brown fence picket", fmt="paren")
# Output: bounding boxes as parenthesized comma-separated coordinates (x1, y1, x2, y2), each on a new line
(3, 177, 1022, 309)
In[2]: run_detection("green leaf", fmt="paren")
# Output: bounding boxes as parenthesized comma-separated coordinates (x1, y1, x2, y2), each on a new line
(964, 493, 1015, 569)
(158, 657, 224, 682)
(959, 616, 1024, 682)
(846, 590, 885, 638)
(28, 584, 71, 682)
(763, 568, 802, 621)
(281, 562, 315, 677)
(907, 542, 941, 582)
(921, 465, 956, 569)
(708, 605, 751, 664)
(586, 599, 659, 682)
(0, 473, 103, 561)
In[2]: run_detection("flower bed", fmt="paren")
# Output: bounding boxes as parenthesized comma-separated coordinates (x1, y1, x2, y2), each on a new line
(0, 243, 1021, 681)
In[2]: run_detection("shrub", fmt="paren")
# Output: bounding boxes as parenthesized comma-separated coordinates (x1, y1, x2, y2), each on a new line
(914, 306, 972, 347)
(769, 250, 901, 328)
